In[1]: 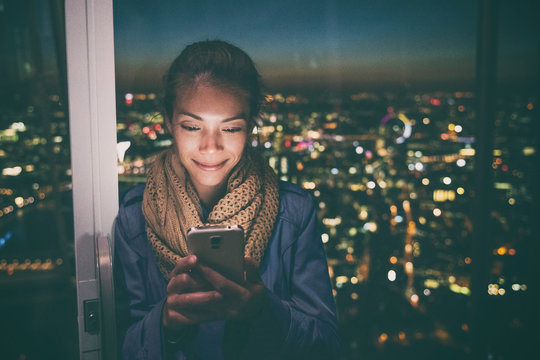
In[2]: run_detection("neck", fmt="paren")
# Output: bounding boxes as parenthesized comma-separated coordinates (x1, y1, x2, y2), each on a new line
(196, 183, 226, 210)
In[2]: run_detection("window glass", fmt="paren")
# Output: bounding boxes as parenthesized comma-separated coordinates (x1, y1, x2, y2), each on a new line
(0, 0, 77, 359)
(486, 1, 538, 359)
(113, 1, 537, 358)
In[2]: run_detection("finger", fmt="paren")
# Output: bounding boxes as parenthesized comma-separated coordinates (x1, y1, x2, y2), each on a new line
(164, 300, 221, 327)
(170, 255, 198, 277)
(166, 308, 218, 325)
(168, 272, 210, 294)
(168, 290, 223, 310)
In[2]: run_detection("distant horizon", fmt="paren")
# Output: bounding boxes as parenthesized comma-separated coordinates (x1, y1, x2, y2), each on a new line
(114, 71, 536, 98)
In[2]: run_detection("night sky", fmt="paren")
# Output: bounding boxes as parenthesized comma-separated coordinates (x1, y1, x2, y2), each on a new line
(113, 0, 539, 92)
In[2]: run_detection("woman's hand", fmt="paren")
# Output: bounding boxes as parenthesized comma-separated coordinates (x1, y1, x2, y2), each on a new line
(162, 255, 224, 330)
(197, 257, 268, 322)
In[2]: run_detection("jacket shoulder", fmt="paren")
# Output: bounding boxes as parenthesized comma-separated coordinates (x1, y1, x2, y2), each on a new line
(278, 181, 315, 228)
(120, 183, 145, 207)
(116, 183, 146, 239)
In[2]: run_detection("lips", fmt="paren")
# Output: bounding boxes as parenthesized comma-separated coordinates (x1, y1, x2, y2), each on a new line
(193, 159, 228, 171)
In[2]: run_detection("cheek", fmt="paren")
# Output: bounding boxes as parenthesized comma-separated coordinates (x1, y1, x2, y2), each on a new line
(173, 140, 193, 163)
(173, 131, 193, 150)
(232, 136, 248, 157)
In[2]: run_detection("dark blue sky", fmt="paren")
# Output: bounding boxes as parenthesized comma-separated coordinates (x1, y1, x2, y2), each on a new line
(113, 0, 538, 91)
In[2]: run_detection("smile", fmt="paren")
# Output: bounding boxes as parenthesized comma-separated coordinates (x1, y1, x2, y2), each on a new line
(193, 159, 228, 171)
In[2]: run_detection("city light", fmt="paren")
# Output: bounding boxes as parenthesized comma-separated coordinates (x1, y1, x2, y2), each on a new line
(302, 181, 316, 190)
(323, 217, 342, 226)
(359, 209, 368, 220)
(10, 122, 26, 131)
(125, 93, 133, 105)
(522, 146, 535, 156)
(14, 197, 24, 207)
(363, 222, 378, 232)
(460, 148, 476, 156)
(405, 261, 413, 274)
(2, 166, 22, 176)
(378, 333, 388, 344)
(424, 279, 440, 288)
(433, 190, 456, 202)
(321, 233, 329, 243)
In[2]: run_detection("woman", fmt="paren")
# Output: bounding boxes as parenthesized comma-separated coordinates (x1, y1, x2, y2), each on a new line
(114, 40, 339, 359)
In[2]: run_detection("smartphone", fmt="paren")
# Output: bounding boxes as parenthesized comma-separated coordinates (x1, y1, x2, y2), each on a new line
(186, 225, 245, 284)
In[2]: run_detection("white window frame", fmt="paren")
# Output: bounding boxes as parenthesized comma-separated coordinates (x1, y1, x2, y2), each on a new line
(65, 0, 118, 358)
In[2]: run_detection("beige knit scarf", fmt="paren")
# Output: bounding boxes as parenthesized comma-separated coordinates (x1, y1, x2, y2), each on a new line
(142, 148, 279, 280)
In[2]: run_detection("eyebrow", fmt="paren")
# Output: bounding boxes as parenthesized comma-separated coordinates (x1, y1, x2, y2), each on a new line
(176, 111, 247, 123)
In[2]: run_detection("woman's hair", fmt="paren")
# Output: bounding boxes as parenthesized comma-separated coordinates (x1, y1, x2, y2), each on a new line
(163, 40, 262, 123)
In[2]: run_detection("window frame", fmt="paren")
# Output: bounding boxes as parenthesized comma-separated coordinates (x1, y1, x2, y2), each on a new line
(65, 0, 118, 358)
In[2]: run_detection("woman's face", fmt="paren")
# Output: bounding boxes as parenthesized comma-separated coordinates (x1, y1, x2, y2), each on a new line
(167, 84, 249, 197)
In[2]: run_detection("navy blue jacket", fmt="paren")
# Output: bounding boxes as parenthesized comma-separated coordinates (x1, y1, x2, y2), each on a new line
(114, 181, 339, 359)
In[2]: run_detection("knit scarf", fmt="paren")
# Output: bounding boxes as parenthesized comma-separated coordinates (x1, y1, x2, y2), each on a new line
(142, 148, 279, 280)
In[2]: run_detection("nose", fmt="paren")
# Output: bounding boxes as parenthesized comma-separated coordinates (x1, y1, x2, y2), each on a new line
(199, 129, 223, 154)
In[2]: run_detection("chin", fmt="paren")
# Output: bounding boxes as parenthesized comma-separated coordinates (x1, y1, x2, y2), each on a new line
(194, 174, 228, 188)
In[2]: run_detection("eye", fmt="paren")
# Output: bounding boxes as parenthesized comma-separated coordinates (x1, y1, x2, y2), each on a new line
(223, 127, 243, 133)
(180, 124, 200, 131)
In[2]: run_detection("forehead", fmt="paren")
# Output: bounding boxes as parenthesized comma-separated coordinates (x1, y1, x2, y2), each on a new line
(174, 84, 250, 114)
